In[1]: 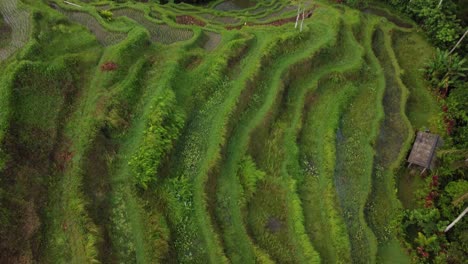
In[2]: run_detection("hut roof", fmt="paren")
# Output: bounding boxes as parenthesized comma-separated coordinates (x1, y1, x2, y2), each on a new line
(407, 132, 440, 169)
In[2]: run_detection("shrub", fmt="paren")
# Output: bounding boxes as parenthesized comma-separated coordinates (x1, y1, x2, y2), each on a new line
(423, 49, 467, 94)
(128, 90, 184, 189)
(382, 0, 463, 50)
(407, 0, 462, 48)
(98, 10, 113, 21)
(238, 155, 265, 202)
(101, 61, 119, 71)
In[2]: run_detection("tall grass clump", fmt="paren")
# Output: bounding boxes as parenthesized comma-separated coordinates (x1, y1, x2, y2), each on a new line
(129, 89, 185, 189)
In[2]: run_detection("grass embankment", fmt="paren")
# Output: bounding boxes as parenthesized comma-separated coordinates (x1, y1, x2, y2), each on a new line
(98, 58, 156, 264)
(391, 30, 439, 132)
(83, 24, 220, 263)
(209, 32, 279, 263)
(240, 7, 343, 263)
(50, 1, 130, 46)
(112, 7, 195, 44)
(103, 49, 182, 264)
(104, 31, 244, 264)
(296, 9, 365, 263)
(365, 24, 412, 263)
(213, 9, 339, 263)
(0, 64, 19, 171)
(0, 1, 106, 262)
(41, 25, 151, 263)
(158, 33, 256, 263)
(332, 14, 383, 264)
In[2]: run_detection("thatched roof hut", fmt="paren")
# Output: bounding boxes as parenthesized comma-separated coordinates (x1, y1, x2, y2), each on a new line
(407, 132, 441, 174)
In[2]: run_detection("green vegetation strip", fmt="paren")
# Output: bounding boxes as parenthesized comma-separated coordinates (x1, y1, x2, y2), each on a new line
(391, 30, 439, 132)
(297, 9, 365, 263)
(162, 36, 254, 263)
(43, 28, 149, 263)
(365, 24, 412, 263)
(214, 11, 338, 263)
(333, 15, 382, 263)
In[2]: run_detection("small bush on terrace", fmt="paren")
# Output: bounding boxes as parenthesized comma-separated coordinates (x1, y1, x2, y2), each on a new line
(129, 89, 185, 189)
(101, 61, 119, 71)
(238, 155, 265, 203)
(99, 10, 114, 21)
(423, 49, 467, 95)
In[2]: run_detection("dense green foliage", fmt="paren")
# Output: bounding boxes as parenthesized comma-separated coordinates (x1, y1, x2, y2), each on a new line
(401, 153, 467, 263)
(424, 49, 467, 93)
(129, 90, 185, 189)
(381, 0, 465, 51)
(393, 4, 467, 261)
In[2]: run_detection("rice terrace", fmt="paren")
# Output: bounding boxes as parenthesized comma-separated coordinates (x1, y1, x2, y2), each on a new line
(0, 0, 467, 263)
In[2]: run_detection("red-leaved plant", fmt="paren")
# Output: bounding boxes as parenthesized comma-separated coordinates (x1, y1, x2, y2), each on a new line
(101, 61, 118, 72)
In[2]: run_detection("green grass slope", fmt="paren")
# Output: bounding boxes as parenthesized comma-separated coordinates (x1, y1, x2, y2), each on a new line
(0, 0, 442, 263)
(365, 24, 412, 264)
(297, 9, 365, 263)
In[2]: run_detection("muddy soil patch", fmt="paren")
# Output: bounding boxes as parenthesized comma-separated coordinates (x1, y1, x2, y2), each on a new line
(0, 14, 12, 47)
(57, 9, 126, 46)
(0, 123, 60, 263)
(114, 8, 193, 44)
(82, 131, 118, 263)
(201, 31, 221, 51)
(176, 15, 206, 26)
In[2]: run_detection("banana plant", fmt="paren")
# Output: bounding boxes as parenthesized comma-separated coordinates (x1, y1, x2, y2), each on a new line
(423, 49, 467, 95)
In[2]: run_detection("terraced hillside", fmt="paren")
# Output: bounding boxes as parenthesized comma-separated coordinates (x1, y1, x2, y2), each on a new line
(0, 0, 442, 263)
